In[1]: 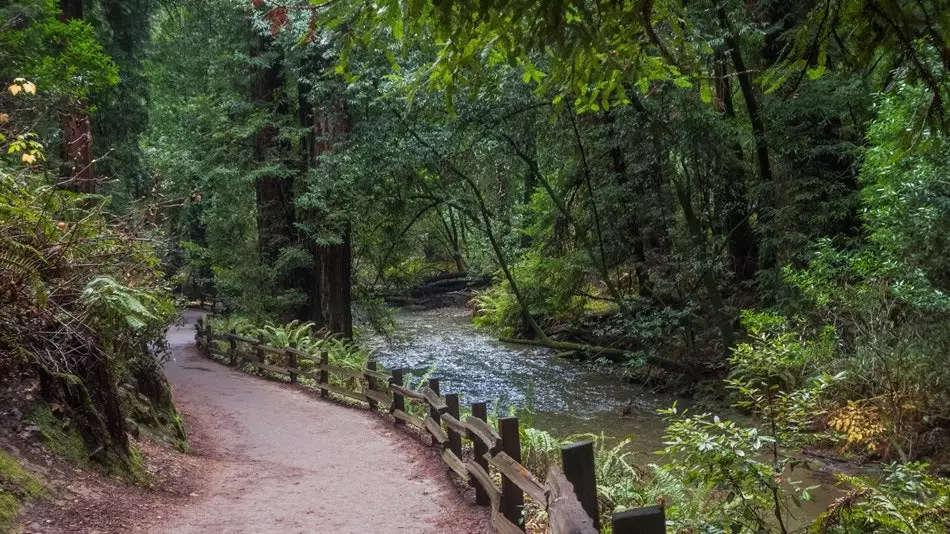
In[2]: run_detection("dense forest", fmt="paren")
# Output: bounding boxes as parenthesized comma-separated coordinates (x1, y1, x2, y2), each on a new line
(2, 0, 950, 532)
(1, 0, 183, 472)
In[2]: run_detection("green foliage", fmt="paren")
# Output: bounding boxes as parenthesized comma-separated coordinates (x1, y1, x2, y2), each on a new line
(319, 0, 694, 111)
(653, 325, 841, 533)
(589, 436, 643, 516)
(256, 320, 315, 350)
(26, 403, 90, 467)
(210, 315, 254, 337)
(820, 462, 950, 533)
(88, 0, 157, 206)
(144, 4, 950, 530)
(211, 315, 374, 391)
(518, 427, 566, 478)
(0, 0, 118, 101)
(380, 257, 432, 290)
(471, 287, 519, 336)
(783, 81, 950, 460)
(1, 77, 182, 472)
(658, 408, 792, 533)
(862, 82, 950, 294)
(473, 251, 589, 334)
(728, 312, 837, 419)
(82, 275, 175, 345)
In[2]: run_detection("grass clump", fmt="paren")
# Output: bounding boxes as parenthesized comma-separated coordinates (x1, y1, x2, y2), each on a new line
(0, 449, 46, 532)
(26, 404, 89, 468)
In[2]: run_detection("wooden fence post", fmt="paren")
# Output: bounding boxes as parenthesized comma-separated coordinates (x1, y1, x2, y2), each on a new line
(499, 416, 524, 530)
(611, 505, 665, 534)
(445, 393, 462, 459)
(561, 440, 601, 531)
(205, 321, 212, 353)
(391, 368, 405, 425)
(471, 401, 490, 506)
(428, 378, 441, 446)
(254, 341, 264, 366)
(366, 360, 379, 411)
(286, 349, 298, 384)
(227, 329, 237, 366)
(319, 351, 329, 398)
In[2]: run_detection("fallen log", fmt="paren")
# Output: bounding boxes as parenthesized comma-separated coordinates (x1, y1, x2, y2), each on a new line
(499, 336, 692, 375)
(409, 276, 491, 298)
(420, 271, 469, 285)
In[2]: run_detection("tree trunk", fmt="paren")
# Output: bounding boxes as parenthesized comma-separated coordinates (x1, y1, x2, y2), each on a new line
(520, 121, 537, 249)
(672, 173, 736, 353)
(606, 112, 652, 297)
(308, 101, 353, 337)
(447, 206, 465, 271)
(59, 0, 95, 194)
(253, 38, 294, 263)
(717, 7, 777, 275)
(292, 66, 318, 322)
(714, 55, 759, 285)
(315, 229, 353, 337)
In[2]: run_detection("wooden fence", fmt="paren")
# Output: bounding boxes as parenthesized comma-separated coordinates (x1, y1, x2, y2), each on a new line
(194, 316, 666, 534)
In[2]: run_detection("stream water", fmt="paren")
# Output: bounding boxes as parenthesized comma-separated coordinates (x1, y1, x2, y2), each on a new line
(362, 306, 845, 527)
(363, 307, 671, 456)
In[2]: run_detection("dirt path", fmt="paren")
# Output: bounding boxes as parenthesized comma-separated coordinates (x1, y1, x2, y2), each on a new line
(157, 312, 490, 534)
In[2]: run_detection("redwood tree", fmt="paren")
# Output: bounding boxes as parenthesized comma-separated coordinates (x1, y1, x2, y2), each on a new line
(308, 101, 353, 337)
(59, 0, 96, 193)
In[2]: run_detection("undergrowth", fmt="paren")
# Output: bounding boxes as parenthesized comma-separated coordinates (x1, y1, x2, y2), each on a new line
(1, 77, 184, 480)
(211, 316, 376, 392)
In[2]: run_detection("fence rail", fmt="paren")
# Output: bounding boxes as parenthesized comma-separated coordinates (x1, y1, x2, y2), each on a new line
(194, 316, 665, 534)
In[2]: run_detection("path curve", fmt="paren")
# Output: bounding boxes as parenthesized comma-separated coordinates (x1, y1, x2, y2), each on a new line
(158, 312, 489, 534)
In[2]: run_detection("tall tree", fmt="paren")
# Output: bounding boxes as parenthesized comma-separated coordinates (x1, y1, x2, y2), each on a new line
(309, 98, 353, 337)
(252, 38, 295, 264)
(59, 0, 95, 193)
(91, 0, 155, 203)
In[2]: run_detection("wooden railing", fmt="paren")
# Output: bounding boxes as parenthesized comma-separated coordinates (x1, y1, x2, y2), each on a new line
(194, 316, 666, 534)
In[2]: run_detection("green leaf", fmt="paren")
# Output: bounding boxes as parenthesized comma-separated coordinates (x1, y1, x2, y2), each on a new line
(699, 81, 712, 104)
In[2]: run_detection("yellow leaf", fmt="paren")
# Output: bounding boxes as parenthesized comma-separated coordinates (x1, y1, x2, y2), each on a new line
(0, 113, 8, 123)
(22, 153, 36, 164)
(22, 81, 36, 95)
(8, 84, 21, 96)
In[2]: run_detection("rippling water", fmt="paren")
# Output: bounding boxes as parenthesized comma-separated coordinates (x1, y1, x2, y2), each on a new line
(362, 306, 843, 523)
(362, 307, 673, 456)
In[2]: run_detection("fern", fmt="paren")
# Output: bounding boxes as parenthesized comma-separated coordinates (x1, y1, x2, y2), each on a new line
(821, 463, 950, 533)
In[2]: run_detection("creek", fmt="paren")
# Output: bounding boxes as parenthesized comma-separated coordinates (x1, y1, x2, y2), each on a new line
(364, 307, 671, 455)
(363, 306, 845, 527)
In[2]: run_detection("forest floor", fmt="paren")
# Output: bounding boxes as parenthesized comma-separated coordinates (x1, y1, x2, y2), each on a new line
(14, 312, 490, 533)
